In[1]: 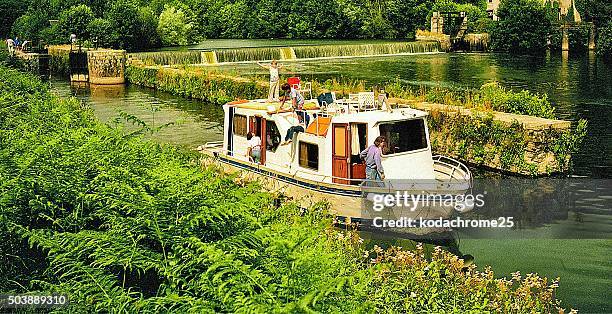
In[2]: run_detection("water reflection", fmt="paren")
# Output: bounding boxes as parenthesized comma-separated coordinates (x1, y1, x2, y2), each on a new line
(50, 78, 225, 148)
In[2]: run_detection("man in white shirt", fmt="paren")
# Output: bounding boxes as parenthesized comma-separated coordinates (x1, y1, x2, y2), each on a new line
(247, 132, 262, 163)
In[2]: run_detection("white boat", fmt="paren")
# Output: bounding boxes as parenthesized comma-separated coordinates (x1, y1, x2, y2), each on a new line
(201, 92, 472, 223)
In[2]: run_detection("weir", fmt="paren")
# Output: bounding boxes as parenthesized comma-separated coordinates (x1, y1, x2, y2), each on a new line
(279, 47, 297, 60)
(201, 51, 218, 65)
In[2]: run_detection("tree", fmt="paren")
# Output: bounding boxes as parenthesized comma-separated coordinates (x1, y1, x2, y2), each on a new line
(490, 0, 553, 54)
(157, 6, 193, 46)
(87, 18, 115, 48)
(0, 0, 28, 38)
(10, 11, 49, 43)
(596, 22, 612, 60)
(58, 5, 95, 40)
(105, 0, 159, 51)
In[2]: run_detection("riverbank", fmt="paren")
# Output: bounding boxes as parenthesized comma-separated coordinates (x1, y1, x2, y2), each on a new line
(0, 63, 570, 312)
(125, 62, 586, 176)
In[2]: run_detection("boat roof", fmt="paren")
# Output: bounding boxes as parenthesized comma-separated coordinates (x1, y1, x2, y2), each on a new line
(225, 99, 428, 123)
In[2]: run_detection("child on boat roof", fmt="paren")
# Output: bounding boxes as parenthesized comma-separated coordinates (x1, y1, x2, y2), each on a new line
(257, 60, 283, 102)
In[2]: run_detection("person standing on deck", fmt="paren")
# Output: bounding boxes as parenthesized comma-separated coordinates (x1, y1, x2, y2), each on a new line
(257, 60, 283, 102)
(360, 136, 386, 182)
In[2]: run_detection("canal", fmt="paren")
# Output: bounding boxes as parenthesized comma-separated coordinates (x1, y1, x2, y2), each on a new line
(49, 51, 611, 313)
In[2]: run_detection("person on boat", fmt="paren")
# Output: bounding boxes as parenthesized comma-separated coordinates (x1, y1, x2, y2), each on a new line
(360, 136, 386, 182)
(257, 60, 283, 102)
(246, 132, 262, 163)
(279, 83, 309, 126)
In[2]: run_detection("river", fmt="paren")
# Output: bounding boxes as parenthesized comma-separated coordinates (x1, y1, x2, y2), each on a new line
(48, 51, 611, 313)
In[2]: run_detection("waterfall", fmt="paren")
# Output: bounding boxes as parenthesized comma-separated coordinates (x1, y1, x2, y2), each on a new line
(128, 51, 200, 65)
(293, 42, 440, 59)
(215, 47, 281, 63)
(279, 47, 297, 60)
(201, 51, 218, 64)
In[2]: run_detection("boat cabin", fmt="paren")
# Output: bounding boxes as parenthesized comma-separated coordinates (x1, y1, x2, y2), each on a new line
(221, 98, 438, 185)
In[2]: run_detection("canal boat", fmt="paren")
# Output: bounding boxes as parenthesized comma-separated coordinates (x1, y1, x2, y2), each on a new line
(201, 92, 472, 222)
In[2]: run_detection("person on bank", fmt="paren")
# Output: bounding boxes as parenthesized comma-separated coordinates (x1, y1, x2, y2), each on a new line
(246, 132, 262, 163)
(257, 60, 283, 102)
(360, 136, 386, 181)
(6, 38, 15, 56)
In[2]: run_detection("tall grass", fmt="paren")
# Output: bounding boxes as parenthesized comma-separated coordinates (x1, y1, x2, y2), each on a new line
(0, 64, 571, 312)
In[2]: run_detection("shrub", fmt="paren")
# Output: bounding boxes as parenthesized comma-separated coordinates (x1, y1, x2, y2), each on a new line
(157, 6, 193, 46)
(58, 5, 95, 40)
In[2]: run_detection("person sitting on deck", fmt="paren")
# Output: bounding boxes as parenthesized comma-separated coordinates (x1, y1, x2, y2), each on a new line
(359, 136, 386, 183)
(257, 60, 283, 102)
(279, 83, 309, 126)
(246, 132, 262, 163)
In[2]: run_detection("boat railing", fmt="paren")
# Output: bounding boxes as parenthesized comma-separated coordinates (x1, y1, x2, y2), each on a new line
(202, 144, 471, 193)
(432, 155, 472, 185)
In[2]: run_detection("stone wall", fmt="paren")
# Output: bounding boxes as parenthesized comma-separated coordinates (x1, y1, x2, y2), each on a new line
(87, 50, 126, 85)
(390, 98, 581, 175)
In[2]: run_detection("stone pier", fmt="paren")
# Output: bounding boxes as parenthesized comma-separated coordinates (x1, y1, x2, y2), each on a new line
(87, 50, 127, 85)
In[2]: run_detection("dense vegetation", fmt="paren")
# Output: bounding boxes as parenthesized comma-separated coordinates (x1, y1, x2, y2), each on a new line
(0, 59, 572, 311)
(2, 0, 610, 54)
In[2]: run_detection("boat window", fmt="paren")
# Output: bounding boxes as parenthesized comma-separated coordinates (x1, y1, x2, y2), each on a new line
(378, 119, 428, 154)
(299, 142, 319, 170)
(266, 121, 281, 152)
(233, 114, 247, 137)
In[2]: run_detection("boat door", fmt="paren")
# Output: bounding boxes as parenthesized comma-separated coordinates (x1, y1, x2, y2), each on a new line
(332, 124, 350, 184)
(249, 116, 266, 164)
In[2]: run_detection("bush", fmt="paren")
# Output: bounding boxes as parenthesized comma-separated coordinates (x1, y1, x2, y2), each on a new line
(58, 5, 95, 40)
(490, 0, 553, 54)
(157, 6, 193, 46)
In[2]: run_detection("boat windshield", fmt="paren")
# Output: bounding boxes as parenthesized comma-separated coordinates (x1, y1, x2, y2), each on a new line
(379, 119, 428, 155)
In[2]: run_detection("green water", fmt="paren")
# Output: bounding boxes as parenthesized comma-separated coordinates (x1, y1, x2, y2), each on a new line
(49, 51, 611, 313)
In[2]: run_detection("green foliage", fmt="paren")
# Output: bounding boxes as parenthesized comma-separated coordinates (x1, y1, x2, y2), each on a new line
(87, 18, 115, 48)
(157, 6, 193, 46)
(58, 5, 95, 40)
(0, 63, 574, 311)
(105, 0, 160, 51)
(490, 0, 554, 54)
(431, 0, 487, 33)
(596, 22, 612, 59)
(0, 0, 28, 38)
(10, 11, 49, 43)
